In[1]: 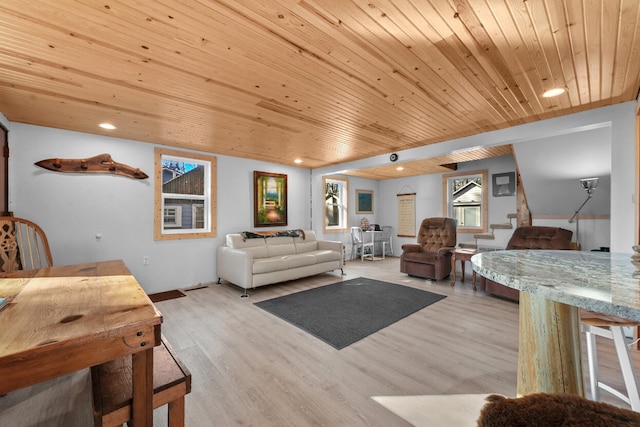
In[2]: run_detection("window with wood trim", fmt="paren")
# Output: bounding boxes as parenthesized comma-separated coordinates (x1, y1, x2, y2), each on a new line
(154, 148, 216, 240)
(442, 170, 488, 233)
(323, 176, 348, 233)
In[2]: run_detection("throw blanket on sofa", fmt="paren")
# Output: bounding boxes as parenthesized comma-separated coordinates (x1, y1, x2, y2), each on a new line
(240, 229, 306, 241)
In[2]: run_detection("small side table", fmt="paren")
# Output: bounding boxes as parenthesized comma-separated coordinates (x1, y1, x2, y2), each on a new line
(450, 248, 479, 290)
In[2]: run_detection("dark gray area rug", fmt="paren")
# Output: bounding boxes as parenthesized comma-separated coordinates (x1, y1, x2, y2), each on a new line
(254, 278, 446, 350)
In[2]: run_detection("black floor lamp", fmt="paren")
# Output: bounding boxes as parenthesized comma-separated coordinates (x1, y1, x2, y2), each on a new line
(568, 177, 599, 249)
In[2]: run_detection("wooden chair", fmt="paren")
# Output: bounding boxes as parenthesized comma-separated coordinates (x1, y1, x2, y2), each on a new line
(91, 338, 192, 426)
(0, 216, 53, 272)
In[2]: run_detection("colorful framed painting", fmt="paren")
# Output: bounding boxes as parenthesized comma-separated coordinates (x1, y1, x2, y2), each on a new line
(254, 171, 288, 227)
(356, 189, 373, 214)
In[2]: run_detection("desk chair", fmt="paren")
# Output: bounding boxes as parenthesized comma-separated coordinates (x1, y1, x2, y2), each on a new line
(580, 310, 640, 411)
(350, 226, 374, 261)
(0, 216, 53, 272)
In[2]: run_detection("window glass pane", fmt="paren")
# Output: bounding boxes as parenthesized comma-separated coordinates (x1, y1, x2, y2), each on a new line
(451, 175, 482, 227)
(325, 182, 341, 226)
(161, 160, 205, 196)
(322, 176, 348, 232)
(194, 205, 205, 229)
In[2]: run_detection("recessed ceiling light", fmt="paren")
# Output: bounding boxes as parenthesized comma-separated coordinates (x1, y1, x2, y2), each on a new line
(294, 159, 302, 164)
(542, 88, 565, 98)
(396, 166, 404, 171)
(99, 123, 116, 130)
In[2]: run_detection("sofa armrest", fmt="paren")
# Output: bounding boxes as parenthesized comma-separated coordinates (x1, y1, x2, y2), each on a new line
(401, 243, 421, 253)
(217, 246, 254, 289)
(317, 240, 344, 267)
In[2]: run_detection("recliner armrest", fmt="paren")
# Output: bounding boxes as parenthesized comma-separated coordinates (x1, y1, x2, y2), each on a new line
(436, 246, 455, 257)
(401, 243, 421, 253)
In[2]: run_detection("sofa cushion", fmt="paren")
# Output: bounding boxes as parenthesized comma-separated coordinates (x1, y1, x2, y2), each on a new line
(265, 237, 296, 257)
(293, 230, 318, 253)
(284, 253, 316, 269)
(401, 251, 438, 264)
(226, 234, 269, 259)
(253, 257, 289, 274)
(295, 240, 318, 253)
(313, 249, 342, 263)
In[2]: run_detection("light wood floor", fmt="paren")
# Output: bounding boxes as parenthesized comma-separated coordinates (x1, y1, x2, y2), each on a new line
(1, 257, 638, 426)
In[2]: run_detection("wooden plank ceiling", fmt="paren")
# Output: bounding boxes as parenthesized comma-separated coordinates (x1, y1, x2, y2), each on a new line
(0, 1, 639, 179)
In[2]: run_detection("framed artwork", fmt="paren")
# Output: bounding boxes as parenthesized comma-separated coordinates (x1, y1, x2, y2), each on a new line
(356, 189, 373, 214)
(254, 171, 287, 227)
(492, 172, 516, 197)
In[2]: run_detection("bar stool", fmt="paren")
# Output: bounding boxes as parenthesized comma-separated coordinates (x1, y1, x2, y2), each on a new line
(580, 309, 640, 411)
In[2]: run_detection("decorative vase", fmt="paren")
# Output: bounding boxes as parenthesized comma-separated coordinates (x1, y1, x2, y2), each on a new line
(361, 217, 369, 231)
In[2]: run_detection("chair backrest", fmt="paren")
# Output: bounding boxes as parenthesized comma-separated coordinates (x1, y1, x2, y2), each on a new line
(381, 225, 392, 239)
(416, 217, 457, 252)
(506, 226, 573, 250)
(350, 226, 363, 244)
(0, 216, 53, 272)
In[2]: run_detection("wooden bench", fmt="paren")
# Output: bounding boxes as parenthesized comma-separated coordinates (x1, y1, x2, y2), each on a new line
(91, 339, 191, 427)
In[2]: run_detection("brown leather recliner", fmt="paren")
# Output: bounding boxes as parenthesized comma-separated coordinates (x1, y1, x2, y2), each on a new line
(481, 226, 573, 301)
(400, 217, 457, 280)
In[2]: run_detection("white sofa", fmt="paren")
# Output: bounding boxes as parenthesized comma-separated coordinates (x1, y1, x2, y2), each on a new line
(217, 230, 344, 296)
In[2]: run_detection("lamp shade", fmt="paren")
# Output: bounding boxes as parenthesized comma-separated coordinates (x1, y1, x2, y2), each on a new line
(580, 177, 599, 194)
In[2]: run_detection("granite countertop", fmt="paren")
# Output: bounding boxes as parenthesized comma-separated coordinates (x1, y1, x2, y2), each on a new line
(471, 250, 640, 321)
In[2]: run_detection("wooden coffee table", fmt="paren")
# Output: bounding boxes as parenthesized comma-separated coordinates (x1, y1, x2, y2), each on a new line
(450, 248, 479, 290)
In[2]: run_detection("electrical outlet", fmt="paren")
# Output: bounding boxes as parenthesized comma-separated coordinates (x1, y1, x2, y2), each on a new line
(143, 256, 150, 265)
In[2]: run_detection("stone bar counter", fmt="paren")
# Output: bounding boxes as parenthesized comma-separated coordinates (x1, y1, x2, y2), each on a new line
(471, 250, 640, 397)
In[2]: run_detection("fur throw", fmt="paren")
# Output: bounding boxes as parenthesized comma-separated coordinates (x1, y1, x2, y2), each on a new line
(477, 393, 640, 427)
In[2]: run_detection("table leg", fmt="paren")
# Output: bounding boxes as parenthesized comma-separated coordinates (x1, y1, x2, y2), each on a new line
(132, 347, 154, 427)
(461, 260, 466, 283)
(517, 292, 584, 397)
(450, 253, 456, 287)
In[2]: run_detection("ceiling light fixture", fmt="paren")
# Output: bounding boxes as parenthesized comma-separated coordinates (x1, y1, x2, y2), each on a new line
(99, 123, 116, 130)
(396, 166, 404, 171)
(542, 88, 566, 98)
(294, 159, 302, 164)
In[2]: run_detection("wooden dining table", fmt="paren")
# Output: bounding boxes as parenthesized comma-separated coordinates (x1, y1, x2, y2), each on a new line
(0, 259, 162, 426)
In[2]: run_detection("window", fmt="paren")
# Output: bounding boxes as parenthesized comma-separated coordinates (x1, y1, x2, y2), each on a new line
(442, 170, 488, 233)
(323, 176, 348, 233)
(154, 148, 216, 240)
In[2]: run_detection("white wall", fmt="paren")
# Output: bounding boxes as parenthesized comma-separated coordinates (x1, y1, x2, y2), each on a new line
(314, 174, 381, 258)
(8, 123, 311, 293)
(375, 155, 518, 252)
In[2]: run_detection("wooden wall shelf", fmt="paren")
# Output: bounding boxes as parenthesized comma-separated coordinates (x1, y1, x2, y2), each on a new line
(35, 153, 148, 179)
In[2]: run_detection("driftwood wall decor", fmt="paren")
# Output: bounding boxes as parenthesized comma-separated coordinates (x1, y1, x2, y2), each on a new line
(35, 153, 148, 179)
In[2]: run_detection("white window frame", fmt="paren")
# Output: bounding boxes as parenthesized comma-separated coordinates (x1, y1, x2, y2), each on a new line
(154, 148, 217, 240)
(323, 176, 348, 233)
